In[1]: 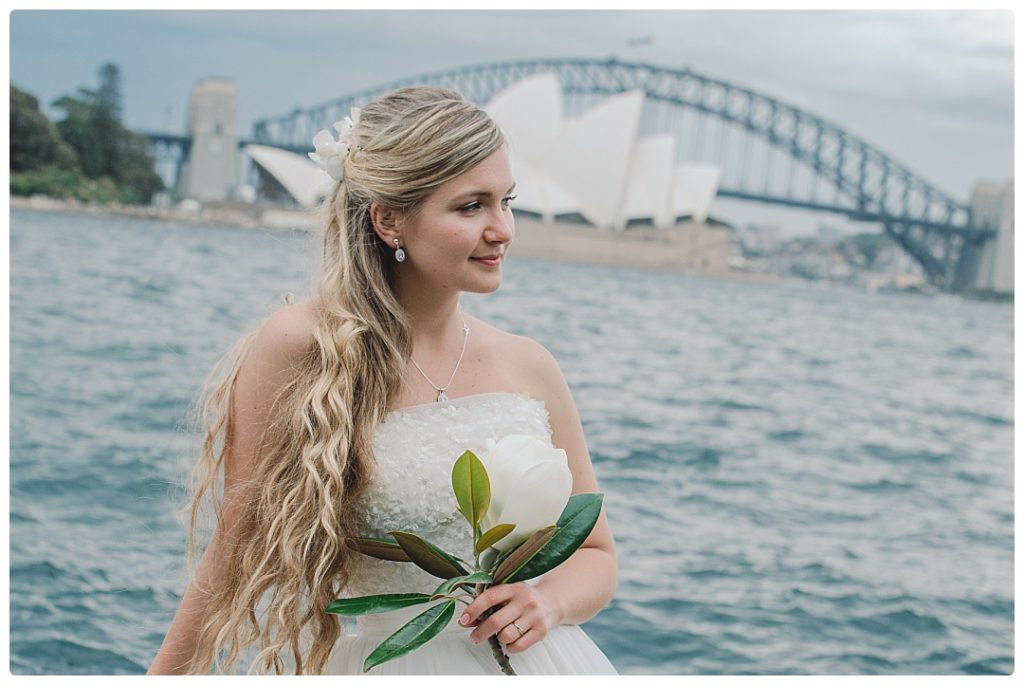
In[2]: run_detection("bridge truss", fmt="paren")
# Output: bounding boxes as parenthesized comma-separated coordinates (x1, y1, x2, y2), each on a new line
(250, 58, 992, 292)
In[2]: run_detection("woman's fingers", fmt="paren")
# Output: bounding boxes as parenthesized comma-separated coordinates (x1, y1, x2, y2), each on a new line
(459, 583, 550, 648)
(469, 601, 520, 644)
(458, 583, 516, 628)
(506, 622, 546, 654)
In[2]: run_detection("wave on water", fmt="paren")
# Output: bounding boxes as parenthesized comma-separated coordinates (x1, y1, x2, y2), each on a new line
(8, 211, 1013, 675)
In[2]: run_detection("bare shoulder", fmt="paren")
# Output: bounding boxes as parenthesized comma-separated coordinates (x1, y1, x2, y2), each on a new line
(468, 316, 569, 408)
(251, 299, 318, 366)
(224, 300, 319, 490)
(234, 299, 319, 401)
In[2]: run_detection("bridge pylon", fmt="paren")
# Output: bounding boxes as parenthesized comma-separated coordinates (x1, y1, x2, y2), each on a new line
(176, 79, 239, 201)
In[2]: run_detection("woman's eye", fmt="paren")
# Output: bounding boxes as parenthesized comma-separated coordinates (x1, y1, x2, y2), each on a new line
(459, 202, 481, 213)
(501, 194, 517, 208)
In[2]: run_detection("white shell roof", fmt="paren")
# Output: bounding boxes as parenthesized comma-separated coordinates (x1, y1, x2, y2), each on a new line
(485, 73, 721, 229)
(243, 143, 333, 208)
(248, 72, 722, 226)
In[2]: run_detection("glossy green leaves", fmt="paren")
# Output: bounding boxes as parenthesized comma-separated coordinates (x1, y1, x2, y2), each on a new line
(362, 600, 457, 672)
(492, 526, 557, 583)
(451, 449, 490, 530)
(325, 593, 432, 616)
(431, 571, 493, 598)
(390, 531, 468, 579)
(502, 493, 604, 584)
(347, 536, 412, 562)
(475, 523, 516, 555)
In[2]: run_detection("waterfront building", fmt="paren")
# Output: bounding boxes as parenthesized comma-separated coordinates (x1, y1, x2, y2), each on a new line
(970, 180, 1014, 294)
(176, 79, 239, 202)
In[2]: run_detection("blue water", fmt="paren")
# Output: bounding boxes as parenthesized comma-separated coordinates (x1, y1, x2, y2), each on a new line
(9, 209, 1014, 675)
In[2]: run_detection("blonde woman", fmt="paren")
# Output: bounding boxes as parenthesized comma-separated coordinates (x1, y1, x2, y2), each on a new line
(148, 86, 617, 675)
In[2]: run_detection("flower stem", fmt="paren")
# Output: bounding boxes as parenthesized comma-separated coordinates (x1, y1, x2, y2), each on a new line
(488, 636, 517, 675)
(478, 606, 517, 675)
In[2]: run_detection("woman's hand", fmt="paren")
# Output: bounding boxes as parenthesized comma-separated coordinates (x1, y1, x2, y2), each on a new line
(458, 582, 561, 654)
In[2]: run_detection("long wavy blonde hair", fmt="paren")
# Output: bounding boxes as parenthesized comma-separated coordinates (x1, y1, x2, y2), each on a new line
(181, 86, 505, 674)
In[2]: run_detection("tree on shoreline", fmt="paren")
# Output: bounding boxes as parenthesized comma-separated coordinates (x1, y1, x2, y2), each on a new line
(10, 62, 163, 204)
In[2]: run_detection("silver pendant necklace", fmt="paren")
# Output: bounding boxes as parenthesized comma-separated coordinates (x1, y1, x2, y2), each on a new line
(409, 319, 470, 403)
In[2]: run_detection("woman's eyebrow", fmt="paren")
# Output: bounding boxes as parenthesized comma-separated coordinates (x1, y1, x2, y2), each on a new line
(450, 184, 517, 202)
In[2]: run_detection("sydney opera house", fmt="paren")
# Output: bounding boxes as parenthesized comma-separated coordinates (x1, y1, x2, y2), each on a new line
(244, 73, 732, 273)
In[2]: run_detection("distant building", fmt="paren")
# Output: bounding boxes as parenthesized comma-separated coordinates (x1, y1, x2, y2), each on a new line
(970, 180, 1014, 293)
(485, 73, 721, 230)
(243, 73, 723, 232)
(176, 79, 239, 202)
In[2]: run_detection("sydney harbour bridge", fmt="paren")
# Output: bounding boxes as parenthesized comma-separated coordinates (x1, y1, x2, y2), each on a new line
(144, 58, 998, 294)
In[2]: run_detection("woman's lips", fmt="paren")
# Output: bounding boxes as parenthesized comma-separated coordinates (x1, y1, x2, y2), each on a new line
(471, 256, 501, 266)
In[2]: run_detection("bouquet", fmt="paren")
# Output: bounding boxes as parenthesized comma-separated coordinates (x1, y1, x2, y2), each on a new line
(326, 434, 604, 675)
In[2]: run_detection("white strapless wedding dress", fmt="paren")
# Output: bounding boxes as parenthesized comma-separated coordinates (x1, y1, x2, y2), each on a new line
(324, 392, 618, 675)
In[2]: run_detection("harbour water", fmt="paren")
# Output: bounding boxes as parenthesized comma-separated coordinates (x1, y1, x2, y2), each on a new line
(9, 209, 1014, 675)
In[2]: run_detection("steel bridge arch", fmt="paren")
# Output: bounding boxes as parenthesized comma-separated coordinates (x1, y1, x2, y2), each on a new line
(252, 58, 991, 291)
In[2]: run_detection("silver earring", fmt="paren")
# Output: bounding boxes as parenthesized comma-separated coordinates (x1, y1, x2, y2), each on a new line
(393, 238, 406, 263)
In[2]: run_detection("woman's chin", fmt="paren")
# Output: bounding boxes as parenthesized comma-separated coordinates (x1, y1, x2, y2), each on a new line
(462, 276, 502, 294)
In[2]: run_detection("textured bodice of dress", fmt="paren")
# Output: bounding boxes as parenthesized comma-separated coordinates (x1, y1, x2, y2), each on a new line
(343, 392, 553, 601)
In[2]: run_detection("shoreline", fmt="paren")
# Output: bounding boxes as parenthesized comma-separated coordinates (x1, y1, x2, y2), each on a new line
(10, 195, 780, 284)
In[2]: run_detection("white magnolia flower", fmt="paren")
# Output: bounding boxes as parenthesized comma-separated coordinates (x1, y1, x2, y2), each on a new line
(308, 107, 361, 182)
(479, 434, 573, 552)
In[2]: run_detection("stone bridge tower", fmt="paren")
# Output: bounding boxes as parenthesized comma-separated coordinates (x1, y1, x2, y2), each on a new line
(176, 78, 238, 201)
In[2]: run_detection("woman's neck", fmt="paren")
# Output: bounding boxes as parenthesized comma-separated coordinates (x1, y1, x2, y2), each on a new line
(395, 284, 465, 353)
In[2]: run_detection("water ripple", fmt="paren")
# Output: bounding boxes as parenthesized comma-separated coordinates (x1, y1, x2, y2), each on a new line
(9, 210, 1013, 675)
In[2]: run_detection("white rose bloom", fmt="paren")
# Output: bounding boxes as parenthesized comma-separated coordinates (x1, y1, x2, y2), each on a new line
(479, 434, 573, 552)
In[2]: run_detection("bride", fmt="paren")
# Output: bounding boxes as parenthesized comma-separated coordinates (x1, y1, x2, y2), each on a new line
(147, 86, 617, 675)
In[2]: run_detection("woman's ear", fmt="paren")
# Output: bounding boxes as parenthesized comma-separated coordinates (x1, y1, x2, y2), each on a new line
(369, 201, 401, 245)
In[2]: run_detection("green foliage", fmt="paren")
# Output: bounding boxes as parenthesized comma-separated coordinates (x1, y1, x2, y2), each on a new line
(347, 536, 412, 562)
(389, 531, 468, 579)
(475, 523, 516, 555)
(10, 167, 81, 198)
(325, 593, 433, 616)
(75, 176, 121, 204)
(362, 600, 457, 672)
(430, 571, 493, 598)
(501, 493, 604, 584)
(10, 62, 163, 204)
(492, 526, 558, 583)
(10, 85, 79, 173)
(451, 450, 490, 530)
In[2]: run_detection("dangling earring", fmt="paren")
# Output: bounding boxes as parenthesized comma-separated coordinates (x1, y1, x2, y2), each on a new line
(393, 238, 406, 263)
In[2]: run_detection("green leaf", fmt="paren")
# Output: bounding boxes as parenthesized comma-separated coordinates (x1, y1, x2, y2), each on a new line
(390, 531, 468, 579)
(430, 571, 493, 598)
(475, 523, 516, 555)
(492, 526, 558, 584)
(325, 593, 432, 616)
(503, 493, 604, 584)
(451, 450, 490, 529)
(363, 599, 457, 672)
(347, 536, 412, 562)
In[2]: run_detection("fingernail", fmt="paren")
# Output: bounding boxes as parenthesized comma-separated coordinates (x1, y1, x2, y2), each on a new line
(459, 613, 470, 626)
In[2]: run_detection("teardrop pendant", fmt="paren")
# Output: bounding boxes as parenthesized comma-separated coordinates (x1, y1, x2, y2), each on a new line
(437, 389, 448, 403)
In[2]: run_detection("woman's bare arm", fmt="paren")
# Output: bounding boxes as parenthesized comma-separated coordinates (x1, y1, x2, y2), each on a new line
(147, 303, 315, 674)
(459, 337, 617, 652)
(525, 339, 617, 625)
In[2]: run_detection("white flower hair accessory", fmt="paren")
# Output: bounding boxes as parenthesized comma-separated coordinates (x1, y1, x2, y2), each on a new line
(308, 107, 361, 182)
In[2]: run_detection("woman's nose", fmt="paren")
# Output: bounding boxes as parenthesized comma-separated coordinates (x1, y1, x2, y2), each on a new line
(485, 206, 515, 244)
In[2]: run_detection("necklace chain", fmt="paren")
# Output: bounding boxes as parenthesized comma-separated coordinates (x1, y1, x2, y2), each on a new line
(409, 319, 470, 403)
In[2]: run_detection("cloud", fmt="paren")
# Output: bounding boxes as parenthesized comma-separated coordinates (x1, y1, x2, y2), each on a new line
(9, 8, 1012, 206)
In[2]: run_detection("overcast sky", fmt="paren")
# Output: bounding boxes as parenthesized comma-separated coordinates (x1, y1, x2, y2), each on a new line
(8, 9, 1014, 233)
